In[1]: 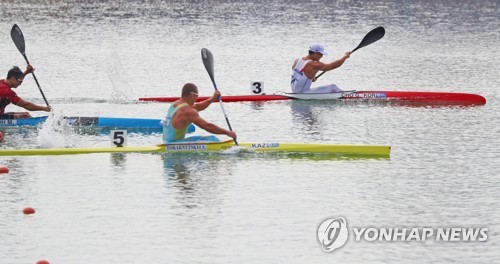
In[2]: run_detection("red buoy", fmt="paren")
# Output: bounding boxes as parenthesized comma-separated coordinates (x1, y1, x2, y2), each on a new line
(37, 260, 50, 264)
(23, 207, 36, 215)
(0, 131, 3, 142)
(0, 166, 8, 174)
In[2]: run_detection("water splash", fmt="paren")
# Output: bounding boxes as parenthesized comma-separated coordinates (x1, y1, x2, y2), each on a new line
(36, 110, 79, 148)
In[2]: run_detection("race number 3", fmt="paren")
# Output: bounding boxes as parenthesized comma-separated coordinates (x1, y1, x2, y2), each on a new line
(251, 81, 264, 95)
(110, 130, 127, 147)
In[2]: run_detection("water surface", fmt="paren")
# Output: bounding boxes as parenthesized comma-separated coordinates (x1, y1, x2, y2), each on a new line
(0, 0, 499, 263)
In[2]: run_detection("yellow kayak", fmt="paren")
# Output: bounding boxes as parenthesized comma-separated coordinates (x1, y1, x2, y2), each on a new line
(0, 140, 390, 157)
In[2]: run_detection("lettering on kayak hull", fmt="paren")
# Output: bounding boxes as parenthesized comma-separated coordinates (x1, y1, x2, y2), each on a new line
(0, 120, 17, 125)
(341, 92, 387, 99)
(251, 143, 280, 148)
(221, 143, 280, 150)
(166, 144, 208, 151)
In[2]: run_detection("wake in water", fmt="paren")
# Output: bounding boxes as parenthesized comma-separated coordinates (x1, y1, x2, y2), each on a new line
(104, 50, 134, 103)
(36, 110, 81, 148)
(221, 146, 254, 155)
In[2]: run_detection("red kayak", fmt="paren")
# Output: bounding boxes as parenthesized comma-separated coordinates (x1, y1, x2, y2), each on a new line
(139, 91, 486, 105)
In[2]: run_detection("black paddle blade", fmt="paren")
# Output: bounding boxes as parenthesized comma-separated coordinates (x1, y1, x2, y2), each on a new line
(201, 48, 216, 86)
(11, 24, 26, 54)
(352, 26, 385, 52)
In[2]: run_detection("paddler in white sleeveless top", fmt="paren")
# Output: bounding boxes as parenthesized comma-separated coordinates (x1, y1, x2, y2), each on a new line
(162, 83, 237, 143)
(291, 43, 352, 94)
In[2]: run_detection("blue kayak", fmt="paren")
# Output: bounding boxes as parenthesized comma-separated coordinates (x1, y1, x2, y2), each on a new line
(0, 116, 196, 133)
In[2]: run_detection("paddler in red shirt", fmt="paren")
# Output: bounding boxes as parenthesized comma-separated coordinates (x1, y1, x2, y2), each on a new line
(0, 65, 51, 119)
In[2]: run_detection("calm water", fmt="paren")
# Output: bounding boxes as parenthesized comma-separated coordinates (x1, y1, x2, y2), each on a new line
(1, 0, 499, 263)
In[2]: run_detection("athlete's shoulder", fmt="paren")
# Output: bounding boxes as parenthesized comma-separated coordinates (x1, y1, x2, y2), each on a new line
(0, 80, 10, 89)
(0, 83, 17, 98)
(305, 60, 323, 68)
(177, 104, 196, 114)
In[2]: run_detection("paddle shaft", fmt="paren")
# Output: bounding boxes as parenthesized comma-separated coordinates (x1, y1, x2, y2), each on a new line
(22, 54, 50, 107)
(212, 82, 236, 133)
(201, 48, 238, 145)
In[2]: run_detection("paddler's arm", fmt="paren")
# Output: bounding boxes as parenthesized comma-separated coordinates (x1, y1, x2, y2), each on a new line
(194, 90, 221, 111)
(15, 99, 51, 112)
(316, 51, 352, 71)
(189, 110, 237, 139)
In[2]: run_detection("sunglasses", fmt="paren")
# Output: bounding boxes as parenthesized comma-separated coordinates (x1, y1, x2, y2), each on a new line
(190, 92, 199, 96)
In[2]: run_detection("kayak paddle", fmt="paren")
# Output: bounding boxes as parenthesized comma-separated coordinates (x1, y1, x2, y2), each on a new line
(201, 48, 238, 146)
(315, 26, 386, 79)
(11, 24, 50, 107)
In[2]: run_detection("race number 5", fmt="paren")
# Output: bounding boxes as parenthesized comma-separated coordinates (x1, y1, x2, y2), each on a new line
(110, 130, 127, 147)
(250, 81, 264, 95)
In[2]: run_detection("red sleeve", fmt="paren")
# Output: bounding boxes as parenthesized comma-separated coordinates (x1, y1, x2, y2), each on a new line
(7, 90, 22, 104)
(0, 81, 22, 105)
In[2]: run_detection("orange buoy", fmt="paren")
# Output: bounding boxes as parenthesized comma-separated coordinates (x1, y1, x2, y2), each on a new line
(23, 207, 36, 215)
(0, 166, 8, 174)
(37, 260, 50, 264)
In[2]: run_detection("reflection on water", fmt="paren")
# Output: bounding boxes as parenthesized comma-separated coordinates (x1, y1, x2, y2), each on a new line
(290, 100, 321, 133)
(162, 153, 195, 183)
(290, 100, 341, 138)
(161, 153, 229, 182)
(110, 153, 127, 168)
(160, 153, 230, 210)
(162, 151, 385, 182)
(248, 101, 267, 111)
